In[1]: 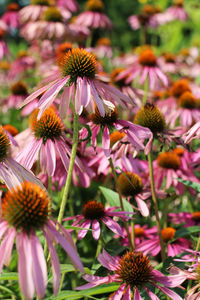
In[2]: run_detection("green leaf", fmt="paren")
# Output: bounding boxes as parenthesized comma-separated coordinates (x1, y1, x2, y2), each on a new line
(99, 186, 133, 212)
(46, 284, 120, 300)
(174, 226, 200, 238)
(0, 273, 18, 281)
(177, 178, 200, 192)
(64, 225, 92, 231)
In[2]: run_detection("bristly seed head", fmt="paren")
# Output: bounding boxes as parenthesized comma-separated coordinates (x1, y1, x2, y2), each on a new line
(157, 151, 181, 170)
(3, 124, 18, 137)
(117, 171, 143, 197)
(134, 103, 165, 134)
(0, 126, 10, 162)
(116, 251, 153, 287)
(192, 212, 200, 221)
(161, 227, 176, 242)
(82, 201, 105, 220)
(11, 81, 28, 96)
(31, 0, 50, 5)
(2, 182, 50, 233)
(61, 48, 97, 83)
(7, 3, 19, 11)
(178, 91, 197, 109)
(86, 0, 104, 12)
(134, 227, 145, 237)
(170, 79, 191, 98)
(110, 131, 126, 147)
(43, 7, 63, 22)
(90, 105, 118, 127)
(139, 49, 157, 67)
(174, 0, 184, 7)
(31, 108, 64, 143)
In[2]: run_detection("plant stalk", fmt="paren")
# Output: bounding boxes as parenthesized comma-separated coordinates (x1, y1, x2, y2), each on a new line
(147, 149, 165, 262)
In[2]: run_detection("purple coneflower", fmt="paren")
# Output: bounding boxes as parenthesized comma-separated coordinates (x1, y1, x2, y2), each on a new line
(75, 0, 112, 29)
(0, 181, 84, 299)
(77, 249, 186, 299)
(2, 3, 20, 29)
(64, 200, 134, 240)
(117, 48, 168, 90)
(137, 226, 191, 257)
(21, 48, 133, 118)
(16, 107, 84, 176)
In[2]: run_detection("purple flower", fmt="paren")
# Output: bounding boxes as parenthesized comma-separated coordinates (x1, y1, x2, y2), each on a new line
(63, 200, 135, 240)
(77, 249, 186, 299)
(0, 181, 84, 299)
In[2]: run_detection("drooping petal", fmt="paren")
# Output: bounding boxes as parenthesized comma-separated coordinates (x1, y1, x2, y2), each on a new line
(134, 287, 143, 300)
(30, 233, 47, 299)
(102, 217, 123, 236)
(122, 285, 131, 300)
(43, 230, 61, 295)
(46, 222, 84, 273)
(102, 125, 110, 157)
(16, 232, 34, 300)
(110, 284, 126, 300)
(92, 220, 100, 240)
(46, 139, 56, 176)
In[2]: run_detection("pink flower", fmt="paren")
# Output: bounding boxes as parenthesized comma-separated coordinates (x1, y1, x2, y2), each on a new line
(75, 0, 112, 29)
(21, 48, 133, 119)
(77, 249, 186, 299)
(165, 91, 200, 128)
(116, 224, 158, 247)
(4, 81, 29, 111)
(19, 3, 48, 23)
(2, 3, 20, 29)
(57, 0, 79, 13)
(165, 0, 188, 22)
(117, 49, 168, 90)
(16, 108, 85, 177)
(82, 101, 152, 157)
(63, 200, 135, 240)
(169, 211, 200, 227)
(0, 126, 42, 190)
(137, 226, 191, 257)
(0, 181, 84, 299)
(153, 149, 199, 195)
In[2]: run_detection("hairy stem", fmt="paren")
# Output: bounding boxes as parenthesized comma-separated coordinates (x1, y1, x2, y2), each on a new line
(109, 158, 134, 251)
(147, 149, 165, 262)
(57, 111, 79, 224)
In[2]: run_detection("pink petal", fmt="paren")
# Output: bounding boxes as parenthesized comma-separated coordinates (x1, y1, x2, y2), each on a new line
(134, 287, 143, 300)
(123, 285, 131, 300)
(19, 80, 58, 108)
(154, 284, 182, 300)
(102, 125, 110, 157)
(16, 232, 35, 300)
(30, 233, 47, 299)
(110, 284, 126, 300)
(102, 217, 123, 236)
(135, 197, 149, 217)
(77, 220, 91, 240)
(92, 220, 100, 240)
(46, 139, 56, 176)
(46, 222, 84, 273)
(43, 230, 61, 295)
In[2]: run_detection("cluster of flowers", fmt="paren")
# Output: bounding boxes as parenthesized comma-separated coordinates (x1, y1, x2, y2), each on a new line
(1, 0, 200, 299)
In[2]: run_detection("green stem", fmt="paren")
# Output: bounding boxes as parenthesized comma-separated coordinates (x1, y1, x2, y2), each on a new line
(57, 111, 79, 224)
(109, 158, 134, 251)
(147, 149, 165, 262)
(131, 219, 135, 250)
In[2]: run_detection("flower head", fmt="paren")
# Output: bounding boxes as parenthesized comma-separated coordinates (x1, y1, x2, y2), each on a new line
(61, 48, 97, 84)
(117, 172, 143, 197)
(31, 108, 64, 143)
(42, 7, 63, 22)
(134, 103, 166, 134)
(77, 249, 186, 299)
(86, 0, 104, 12)
(0, 182, 84, 299)
(157, 151, 180, 170)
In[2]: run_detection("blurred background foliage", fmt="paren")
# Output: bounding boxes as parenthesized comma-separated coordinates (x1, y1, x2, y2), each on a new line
(1, 0, 200, 53)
